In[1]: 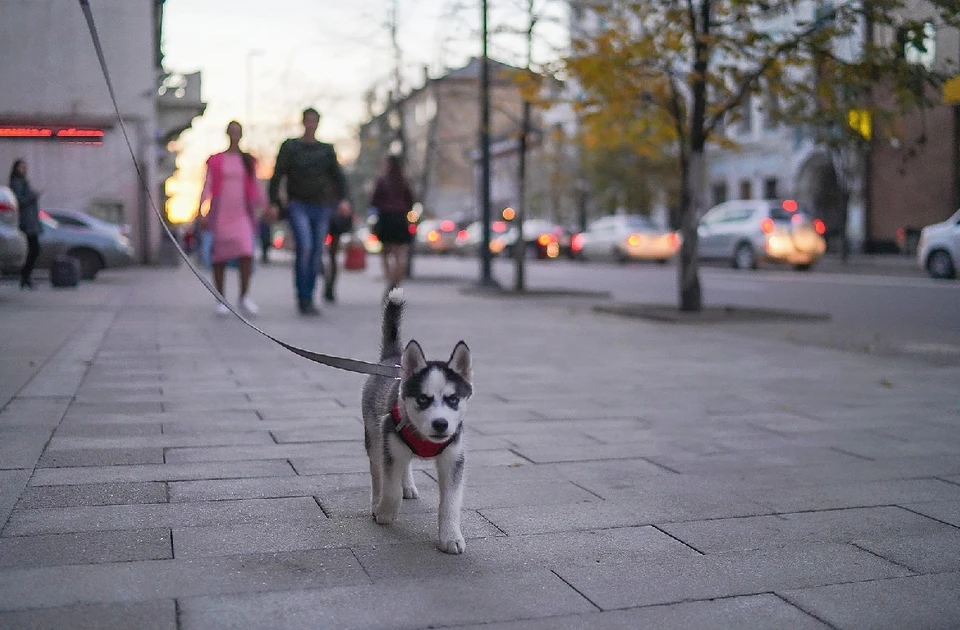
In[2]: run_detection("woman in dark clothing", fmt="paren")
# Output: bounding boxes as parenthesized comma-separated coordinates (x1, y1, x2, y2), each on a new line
(370, 155, 414, 290)
(9, 159, 41, 289)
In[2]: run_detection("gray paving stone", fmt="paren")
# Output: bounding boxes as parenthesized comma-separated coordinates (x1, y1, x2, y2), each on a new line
(160, 416, 358, 434)
(739, 478, 960, 512)
(646, 445, 868, 473)
(68, 402, 164, 415)
(0, 600, 176, 630)
(55, 422, 163, 437)
(0, 398, 71, 429)
(854, 529, 960, 574)
(178, 569, 595, 630)
(353, 525, 698, 580)
(451, 594, 829, 630)
(0, 470, 30, 529)
(0, 528, 171, 568)
(38, 447, 165, 468)
(271, 425, 374, 443)
(16, 482, 168, 509)
(903, 500, 960, 527)
(0, 427, 53, 470)
(47, 432, 274, 450)
(169, 474, 361, 502)
(781, 572, 960, 629)
(3, 496, 323, 536)
(479, 495, 772, 536)
(554, 543, 910, 611)
(164, 442, 362, 463)
(28, 460, 295, 485)
(0, 549, 367, 611)
(659, 506, 956, 553)
(62, 410, 262, 425)
(173, 511, 503, 558)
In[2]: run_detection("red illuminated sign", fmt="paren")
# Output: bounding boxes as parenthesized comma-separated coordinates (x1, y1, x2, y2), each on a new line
(0, 126, 104, 144)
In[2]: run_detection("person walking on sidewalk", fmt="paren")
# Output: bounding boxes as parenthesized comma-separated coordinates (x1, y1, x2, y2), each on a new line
(197, 121, 265, 317)
(370, 155, 414, 291)
(8, 159, 41, 290)
(268, 107, 352, 316)
(323, 208, 353, 303)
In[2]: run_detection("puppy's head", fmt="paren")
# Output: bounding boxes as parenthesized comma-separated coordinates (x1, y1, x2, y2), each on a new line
(399, 340, 472, 442)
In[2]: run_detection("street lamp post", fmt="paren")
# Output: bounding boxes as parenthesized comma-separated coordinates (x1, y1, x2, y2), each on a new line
(478, 0, 497, 287)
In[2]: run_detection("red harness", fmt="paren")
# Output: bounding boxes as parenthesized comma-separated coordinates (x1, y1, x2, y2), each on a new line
(391, 405, 457, 459)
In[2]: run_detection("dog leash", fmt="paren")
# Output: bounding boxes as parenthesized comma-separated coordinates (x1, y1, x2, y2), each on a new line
(77, 0, 400, 379)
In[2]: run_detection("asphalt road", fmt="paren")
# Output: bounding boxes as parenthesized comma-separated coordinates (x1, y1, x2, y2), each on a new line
(418, 254, 960, 364)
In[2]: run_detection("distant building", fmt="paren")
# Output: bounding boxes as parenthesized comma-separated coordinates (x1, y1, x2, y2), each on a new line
(356, 58, 541, 223)
(0, 0, 204, 263)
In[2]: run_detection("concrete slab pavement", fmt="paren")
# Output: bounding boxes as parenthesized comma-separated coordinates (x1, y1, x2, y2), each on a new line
(0, 255, 958, 628)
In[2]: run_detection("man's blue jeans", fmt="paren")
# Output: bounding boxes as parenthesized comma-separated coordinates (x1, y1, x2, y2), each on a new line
(287, 200, 331, 301)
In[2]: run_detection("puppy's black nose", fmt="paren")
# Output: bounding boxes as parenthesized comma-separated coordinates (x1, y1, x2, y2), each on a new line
(431, 419, 448, 433)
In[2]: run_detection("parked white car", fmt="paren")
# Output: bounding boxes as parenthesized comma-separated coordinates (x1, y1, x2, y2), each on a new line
(571, 215, 680, 263)
(698, 199, 827, 270)
(917, 209, 960, 279)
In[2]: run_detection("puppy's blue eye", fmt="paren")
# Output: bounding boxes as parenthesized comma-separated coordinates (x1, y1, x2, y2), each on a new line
(444, 395, 460, 409)
(416, 394, 432, 409)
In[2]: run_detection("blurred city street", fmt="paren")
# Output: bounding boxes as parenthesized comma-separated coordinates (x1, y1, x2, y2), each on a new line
(1, 255, 959, 628)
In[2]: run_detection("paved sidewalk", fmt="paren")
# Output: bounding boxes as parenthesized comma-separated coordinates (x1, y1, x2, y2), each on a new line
(0, 258, 959, 629)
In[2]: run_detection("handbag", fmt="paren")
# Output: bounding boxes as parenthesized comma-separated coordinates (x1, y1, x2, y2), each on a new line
(344, 235, 366, 271)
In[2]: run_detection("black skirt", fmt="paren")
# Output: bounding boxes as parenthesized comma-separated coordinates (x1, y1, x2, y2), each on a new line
(375, 211, 413, 244)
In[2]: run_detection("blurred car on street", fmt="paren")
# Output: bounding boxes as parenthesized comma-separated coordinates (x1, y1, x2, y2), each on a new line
(697, 199, 826, 270)
(35, 210, 135, 279)
(454, 220, 513, 257)
(46, 208, 131, 240)
(571, 214, 680, 263)
(414, 218, 459, 255)
(349, 225, 383, 254)
(917, 209, 959, 279)
(0, 185, 28, 275)
(503, 219, 568, 260)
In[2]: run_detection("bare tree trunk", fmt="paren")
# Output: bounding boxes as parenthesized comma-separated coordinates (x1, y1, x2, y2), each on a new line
(678, 148, 703, 311)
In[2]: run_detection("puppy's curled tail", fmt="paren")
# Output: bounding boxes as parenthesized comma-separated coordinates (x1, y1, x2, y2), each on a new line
(381, 288, 404, 360)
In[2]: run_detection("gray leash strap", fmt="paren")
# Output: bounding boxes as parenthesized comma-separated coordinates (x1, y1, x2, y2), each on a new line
(77, 0, 400, 379)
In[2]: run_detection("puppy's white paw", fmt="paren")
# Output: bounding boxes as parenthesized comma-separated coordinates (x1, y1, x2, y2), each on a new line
(438, 536, 466, 554)
(375, 510, 396, 525)
(402, 485, 419, 499)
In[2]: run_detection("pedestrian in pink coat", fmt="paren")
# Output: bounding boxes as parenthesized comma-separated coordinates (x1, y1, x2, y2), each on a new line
(198, 121, 265, 316)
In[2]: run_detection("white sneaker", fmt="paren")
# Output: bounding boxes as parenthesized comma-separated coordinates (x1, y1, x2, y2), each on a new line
(216, 302, 230, 317)
(240, 295, 259, 316)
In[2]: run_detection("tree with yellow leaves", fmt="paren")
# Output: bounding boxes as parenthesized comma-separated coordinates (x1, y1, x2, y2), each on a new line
(565, 0, 958, 311)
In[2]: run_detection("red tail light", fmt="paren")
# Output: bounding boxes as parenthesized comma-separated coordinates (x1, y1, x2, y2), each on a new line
(325, 234, 333, 246)
(668, 232, 680, 248)
(408, 223, 417, 235)
(761, 218, 775, 234)
(272, 235, 284, 249)
(439, 220, 455, 232)
(571, 233, 584, 252)
(814, 219, 826, 235)
(492, 221, 508, 233)
(457, 229, 468, 242)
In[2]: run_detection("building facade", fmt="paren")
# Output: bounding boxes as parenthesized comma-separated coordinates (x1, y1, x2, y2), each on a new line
(0, 0, 204, 263)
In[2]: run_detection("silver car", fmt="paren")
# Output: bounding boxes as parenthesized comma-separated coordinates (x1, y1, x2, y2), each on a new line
(697, 199, 827, 270)
(571, 215, 680, 263)
(35, 210, 136, 279)
(0, 186, 28, 275)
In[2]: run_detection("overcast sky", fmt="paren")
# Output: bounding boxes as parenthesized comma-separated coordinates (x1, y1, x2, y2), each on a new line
(160, 0, 567, 220)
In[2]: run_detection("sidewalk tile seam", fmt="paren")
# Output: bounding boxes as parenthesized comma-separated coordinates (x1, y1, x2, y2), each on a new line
(895, 504, 960, 531)
(549, 569, 603, 612)
(848, 542, 920, 575)
(769, 591, 843, 630)
(650, 524, 705, 556)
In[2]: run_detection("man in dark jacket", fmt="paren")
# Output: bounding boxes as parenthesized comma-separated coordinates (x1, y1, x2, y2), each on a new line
(268, 108, 351, 315)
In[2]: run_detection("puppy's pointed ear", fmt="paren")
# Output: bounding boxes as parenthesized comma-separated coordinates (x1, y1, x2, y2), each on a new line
(401, 340, 427, 381)
(447, 341, 472, 382)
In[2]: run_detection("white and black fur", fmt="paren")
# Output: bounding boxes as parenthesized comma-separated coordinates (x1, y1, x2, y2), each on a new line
(361, 289, 473, 554)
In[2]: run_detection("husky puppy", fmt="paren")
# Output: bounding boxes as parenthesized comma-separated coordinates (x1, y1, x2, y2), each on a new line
(361, 289, 473, 554)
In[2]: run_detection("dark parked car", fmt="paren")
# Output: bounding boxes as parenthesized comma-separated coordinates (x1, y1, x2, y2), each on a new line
(35, 210, 135, 279)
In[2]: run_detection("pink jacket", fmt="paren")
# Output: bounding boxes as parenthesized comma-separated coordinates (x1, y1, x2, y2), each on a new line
(199, 151, 264, 229)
